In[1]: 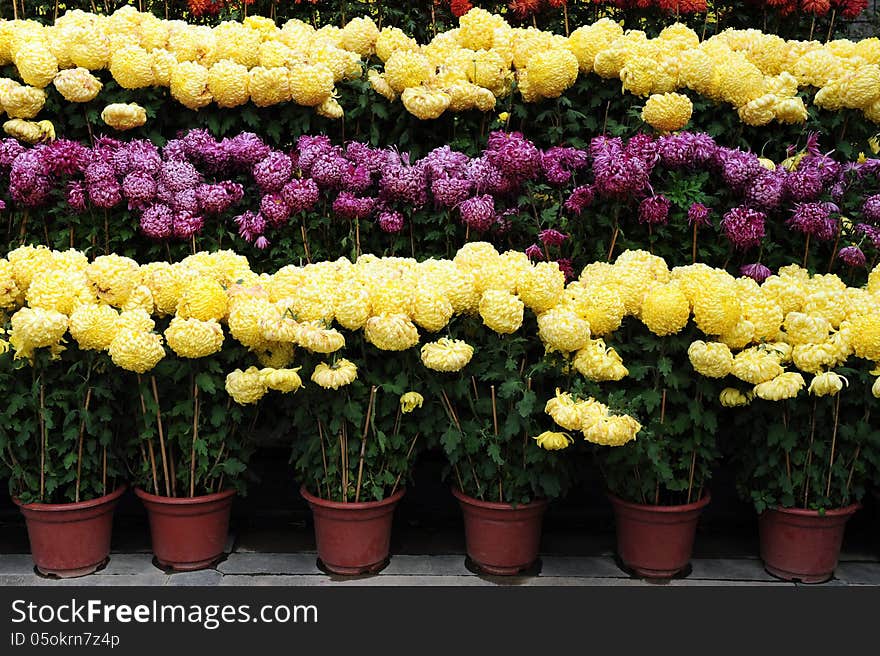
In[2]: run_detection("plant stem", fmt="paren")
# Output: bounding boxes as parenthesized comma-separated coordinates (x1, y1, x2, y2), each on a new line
(39, 380, 46, 503)
(355, 386, 377, 502)
(686, 447, 697, 504)
(490, 385, 498, 437)
(74, 387, 93, 504)
(802, 400, 817, 508)
(317, 420, 329, 498)
(825, 394, 841, 499)
(189, 376, 200, 497)
(102, 446, 107, 496)
(844, 445, 861, 504)
(390, 433, 420, 497)
(692, 224, 698, 263)
(802, 233, 811, 269)
(149, 376, 171, 497)
(607, 225, 619, 261)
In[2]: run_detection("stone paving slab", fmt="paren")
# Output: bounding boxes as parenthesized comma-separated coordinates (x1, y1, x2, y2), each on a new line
(164, 570, 224, 586)
(381, 554, 470, 576)
(97, 553, 162, 576)
(538, 556, 625, 579)
(218, 553, 321, 575)
(689, 558, 780, 582)
(835, 562, 880, 585)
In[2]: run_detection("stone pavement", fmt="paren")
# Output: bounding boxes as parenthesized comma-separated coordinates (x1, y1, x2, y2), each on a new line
(1, 522, 878, 586)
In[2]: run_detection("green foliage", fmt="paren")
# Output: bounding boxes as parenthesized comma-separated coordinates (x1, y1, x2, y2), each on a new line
(424, 315, 574, 505)
(0, 345, 126, 504)
(728, 370, 878, 512)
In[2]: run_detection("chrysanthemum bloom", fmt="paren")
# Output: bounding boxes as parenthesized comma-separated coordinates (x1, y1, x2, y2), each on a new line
(165, 317, 224, 358)
(289, 63, 335, 107)
(170, 61, 212, 110)
(572, 339, 628, 382)
(399, 391, 424, 413)
(808, 371, 847, 396)
(564, 185, 595, 215)
(688, 340, 734, 378)
(108, 328, 165, 373)
(401, 87, 452, 120)
(420, 338, 474, 372)
(538, 307, 591, 353)
(176, 277, 228, 322)
(364, 313, 420, 351)
(459, 194, 496, 232)
(524, 48, 579, 100)
(642, 93, 693, 132)
(583, 414, 641, 447)
(87, 254, 140, 307)
(311, 359, 358, 390)
(719, 388, 752, 407)
(721, 206, 766, 250)
(640, 282, 690, 336)
(225, 367, 268, 405)
(25, 268, 84, 315)
(545, 390, 589, 431)
(517, 261, 565, 313)
(53, 68, 102, 103)
(838, 246, 866, 267)
(207, 60, 250, 109)
(849, 313, 880, 361)
(10, 307, 68, 350)
(687, 202, 712, 228)
(261, 368, 303, 394)
(741, 263, 772, 283)
(534, 431, 572, 451)
(638, 195, 671, 226)
(754, 372, 805, 401)
(478, 289, 524, 334)
(731, 348, 785, 384)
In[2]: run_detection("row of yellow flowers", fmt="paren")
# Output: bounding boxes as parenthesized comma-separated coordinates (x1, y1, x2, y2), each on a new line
(1, 7, 880, 131)
(2, 242, 879, 452)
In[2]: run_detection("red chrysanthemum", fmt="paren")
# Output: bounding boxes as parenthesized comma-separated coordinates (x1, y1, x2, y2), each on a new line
(509, 0, 543, 18)
(801, 0, 831, 15)
(449, 0, 474, 17)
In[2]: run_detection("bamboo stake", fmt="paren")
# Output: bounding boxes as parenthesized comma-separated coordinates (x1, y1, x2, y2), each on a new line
(149, 376, 171, 497)
(803, 400, 818, 507)
(470, 376, 480, 401)
(607, 226, 619, 261)
(490, 385, 498, 437)
(844, 445, 861, 502)
(390, 433, 420, 496)
(317, 420, 329, 499)
(189, 378, 200, 497)
(74, 387, 93, 503)
(355, 386, 377, 502)
(825, 394, 841, 498)
(146, 440, 159, 495)
(340, 423, 348, 502)
(102, 446, 107, 496)
(300, 223, 312, 263)
(39, 382, 46, 502)
(686, 447, 697, 504)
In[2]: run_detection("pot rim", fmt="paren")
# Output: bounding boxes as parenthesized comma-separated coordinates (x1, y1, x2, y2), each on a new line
(607, 490, 712, 513)
(300, 484, 405, 510)
(133, 486, 236, 505)
(13, 484, 127, 512)
(763, 503, 862, 518)
(451, 486, 548, 511)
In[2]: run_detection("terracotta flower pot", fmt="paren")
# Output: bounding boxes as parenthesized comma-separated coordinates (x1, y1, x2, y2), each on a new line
(14, 486, 126, 578)
(301, 485, 404, 575)
(134, 487, 234, 572)
(452, 487, 548, 576)
(759, 504, 860, 583)
(608, 492, 711, 579)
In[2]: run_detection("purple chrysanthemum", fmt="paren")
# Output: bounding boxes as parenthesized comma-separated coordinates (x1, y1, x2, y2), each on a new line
(122, 171, 157, 210)
(332, 192, 375, 221)
(223, 132, 271, 169)
(261, 193, 291, 226)
(787, 202, 838, 240)
(838, 245, 866, 267)
(721, 206, 766, 250)
(784, 165, 824, 202)
(233, 210, 266, 243)
(687, 202, 712, 228)
(140, 203, 174, 239)
(740, 263, 772, 283)
(66, 181, 87, 212)
(281, 178, 320, 213)
(159, 160, 200, 193)
(564, 185, 595, 215)
(525, 244, 544, 261)
(172, 210, 204, 240)
(745, 169, 787, 210)
(459, 194, 495, 232)
(638, 195, 671, 226)
(253, 152, 293, 193)
(862, 194, 880, 225)
(485, 131, 541, 182)
(556, 258, 575, 282)
(377, 209, 404, 234)
(538, 228, 569, 247)
(431, 175, 472, 208)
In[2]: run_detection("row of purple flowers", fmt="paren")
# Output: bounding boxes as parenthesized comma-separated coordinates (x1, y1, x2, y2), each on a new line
(1, 129, 878, 270)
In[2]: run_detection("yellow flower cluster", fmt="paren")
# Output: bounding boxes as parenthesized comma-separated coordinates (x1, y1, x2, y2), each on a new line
(0, 7, 368, 120)
(544, 389, 641, 447)
(685, 263, 880, 403)
(5, 9, 880, 125)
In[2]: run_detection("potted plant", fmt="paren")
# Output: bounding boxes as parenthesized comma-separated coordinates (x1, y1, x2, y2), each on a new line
(541, 252, 723, 579)
(687, 261, 880, 583)
(0, 247, 130, 577)
(729, 374, 874, 583)
(424, 311, 574, 576)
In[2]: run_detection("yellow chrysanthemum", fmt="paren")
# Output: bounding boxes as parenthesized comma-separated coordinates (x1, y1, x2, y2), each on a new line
(87, 254, 140, 307)
(311, 358, 358, 390)
(68, 303, 119, 351)
(101, 103, 147, 131)
(572, 339, 628, 382)
(640, 282, 690, 336)
(108, 328, 164, 373)
(754, 372, 805, 401)
(523, 48, 578, 100)
(109, 45, 153, 89)
(642, 92, 693, 132)
(176, 277, 228, 322)
(170, 61, 212, 110)
(545, 389, 585, 431)
(517, 262, 565, 314)
(364, 314, 420, 351)
(52, 67, 102, 103)
(478, 289, 524, 335)
(808, 371, 847, 397)
(537, 307, 590, 353)
(420, 338, 474, 372)
(10, 307, 68, 350)
(165, 317, 224, 359)
(249, 66, 291, 107)
(261, 367, 303, 394)
(688, 340, 734, 378)
(401, 87, 451, 120)
(225, 366, 268, 405)
(583, 414, 641, 447)
(289, 63, 335, 107)
(1, 85, 46, 118)
(534, 431, 573, 451)
(719, 387, 753, 407)
(207, 59, 250, 108)
(399, 391, 424, 413)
